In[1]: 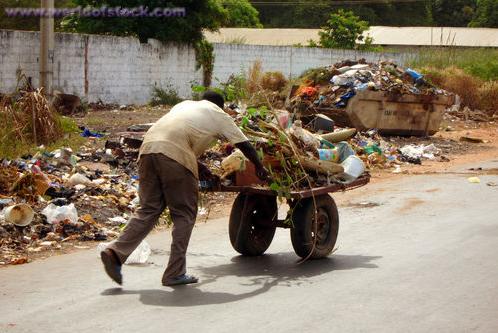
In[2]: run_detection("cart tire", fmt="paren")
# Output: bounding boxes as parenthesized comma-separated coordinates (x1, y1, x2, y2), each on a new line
(229, 193, 277, 256)
(290, 195, 339, 259)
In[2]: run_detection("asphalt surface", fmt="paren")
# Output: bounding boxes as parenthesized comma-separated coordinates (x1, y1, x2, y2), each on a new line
(1, 160, 498, 333)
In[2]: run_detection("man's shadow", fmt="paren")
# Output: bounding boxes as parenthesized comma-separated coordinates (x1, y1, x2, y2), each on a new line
(101, 252, 381, 307)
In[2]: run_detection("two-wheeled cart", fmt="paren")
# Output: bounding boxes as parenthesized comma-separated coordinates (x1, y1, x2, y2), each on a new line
(207, 174, 370, 259)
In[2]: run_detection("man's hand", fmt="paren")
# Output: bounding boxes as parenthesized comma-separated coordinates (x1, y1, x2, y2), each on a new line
(255, 165, 271, 182)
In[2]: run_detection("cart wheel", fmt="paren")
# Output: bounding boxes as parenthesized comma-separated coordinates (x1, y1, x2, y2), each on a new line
(229, 193, 277, 256)
(290, 194, 339, 259)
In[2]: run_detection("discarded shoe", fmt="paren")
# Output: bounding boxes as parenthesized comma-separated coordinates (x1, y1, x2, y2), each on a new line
(100, 248, 122, 285)
(162, 274, 198, 286)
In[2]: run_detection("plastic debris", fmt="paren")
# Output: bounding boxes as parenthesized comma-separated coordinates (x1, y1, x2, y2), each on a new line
(3, 204, 35, 227)
(107, 216, 128, 225)
(42, 203, 78, 225)
(468, 177, 481, 184)
(221, 149, 246, 178)
(80, 127, 105, 138)
(400, 144, 441, 160)
(66, 173, 94, 187)
(336, 155, 366, 184)
(288, 120, 321, 150)
(97, 240, 151, 265)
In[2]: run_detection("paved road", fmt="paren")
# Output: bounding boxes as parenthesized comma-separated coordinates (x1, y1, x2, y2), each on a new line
(1, 160, 498, 333)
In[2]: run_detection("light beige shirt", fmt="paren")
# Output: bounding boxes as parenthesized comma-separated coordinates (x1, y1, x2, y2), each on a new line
(139, 100, 248, 178)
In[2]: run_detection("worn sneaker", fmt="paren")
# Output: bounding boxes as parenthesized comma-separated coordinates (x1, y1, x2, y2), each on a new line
(100, 248, 122, 285)
(162, 274, 199, 286)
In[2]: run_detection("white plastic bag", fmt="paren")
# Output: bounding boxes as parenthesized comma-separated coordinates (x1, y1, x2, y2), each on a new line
(331, 74, 355, 86)
(41, 203, 78, 224)
(97, 240, 151, 265)
(400, 144, 441, 160)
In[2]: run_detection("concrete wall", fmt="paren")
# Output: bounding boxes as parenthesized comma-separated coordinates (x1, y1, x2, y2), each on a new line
(0, 30, 416, 104)
(0, 30, 201, 104)
(212, 44, 416, 83)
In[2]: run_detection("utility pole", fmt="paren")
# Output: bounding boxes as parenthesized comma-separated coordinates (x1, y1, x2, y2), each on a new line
(40, 0, 54, 96)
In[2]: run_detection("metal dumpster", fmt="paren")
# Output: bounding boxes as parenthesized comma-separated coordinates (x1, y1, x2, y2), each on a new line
(309, 90, 455, 136)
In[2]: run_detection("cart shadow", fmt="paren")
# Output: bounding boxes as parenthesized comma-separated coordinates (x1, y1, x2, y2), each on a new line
(197, 252, 381, 288)
(101, 252, 380, 307)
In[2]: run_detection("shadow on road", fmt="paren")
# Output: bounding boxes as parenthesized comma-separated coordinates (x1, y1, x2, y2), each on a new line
(197, 252, 381, 287)
(101, 252, 380, 307)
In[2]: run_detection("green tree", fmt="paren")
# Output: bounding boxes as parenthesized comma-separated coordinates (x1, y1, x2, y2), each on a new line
(432, 0, 476, 27)
(469, 0, 498, 27)
(252, 0, 432, 28)
(222, 0, 262, 28)
(318, 9, 369, 49)
(61, 0, 226, 43)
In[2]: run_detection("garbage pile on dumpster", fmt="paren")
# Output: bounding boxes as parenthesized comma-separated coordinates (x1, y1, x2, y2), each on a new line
(288, 59, 449, 113)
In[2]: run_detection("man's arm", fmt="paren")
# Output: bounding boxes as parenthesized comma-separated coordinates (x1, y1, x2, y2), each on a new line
(198, 161, 214, 181)
(235, 141, 270, 181)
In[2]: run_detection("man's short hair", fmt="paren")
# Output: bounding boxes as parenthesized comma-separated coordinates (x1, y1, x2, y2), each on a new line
(202, 91, 224, 109)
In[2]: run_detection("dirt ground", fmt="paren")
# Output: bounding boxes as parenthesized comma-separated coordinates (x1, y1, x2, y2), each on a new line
(76, 105, 169, 135)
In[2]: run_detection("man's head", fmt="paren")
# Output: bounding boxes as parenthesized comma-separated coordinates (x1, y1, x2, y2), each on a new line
(202, 91, 224, 109)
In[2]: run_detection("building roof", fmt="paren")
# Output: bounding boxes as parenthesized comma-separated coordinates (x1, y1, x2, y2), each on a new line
(204, 26, 498, 48)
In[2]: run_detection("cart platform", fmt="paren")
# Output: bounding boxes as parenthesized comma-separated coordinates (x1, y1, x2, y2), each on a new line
(207, 174, 370, 199)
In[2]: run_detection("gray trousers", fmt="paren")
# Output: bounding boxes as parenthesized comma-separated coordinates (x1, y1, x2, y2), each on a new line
(108, 153, 198, 281)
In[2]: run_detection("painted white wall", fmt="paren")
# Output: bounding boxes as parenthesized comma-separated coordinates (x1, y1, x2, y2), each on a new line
(0, 30, 201, 104)
(0, 30, 415, 104)
(211, 43, 415, 84)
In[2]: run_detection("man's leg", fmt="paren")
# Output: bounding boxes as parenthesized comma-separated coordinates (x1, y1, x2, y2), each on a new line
(152, 154, 198, 282)
(107, 154, 166, 264)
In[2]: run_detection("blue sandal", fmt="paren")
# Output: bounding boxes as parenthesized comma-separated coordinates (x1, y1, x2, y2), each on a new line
(163, 274, 199, 286)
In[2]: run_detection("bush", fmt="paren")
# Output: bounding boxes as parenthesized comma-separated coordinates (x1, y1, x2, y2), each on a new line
(261, 71, 288, 91)
(221, 74, 247, 102)
(150, 85, 183, 106)
(424, 67, 482, 110)
(478, 81, 498, 114)
(246, 60, 263, 94)
(299, 67, 335, 85)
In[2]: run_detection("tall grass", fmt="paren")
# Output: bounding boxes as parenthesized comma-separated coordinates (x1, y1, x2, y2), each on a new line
(409, 47, 498, 82)
(0, 91, 84, 159)
(409, 47, 498, 114)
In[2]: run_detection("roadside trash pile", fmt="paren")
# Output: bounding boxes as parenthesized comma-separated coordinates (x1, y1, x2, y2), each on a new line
(288, 59, 449, 113)
(0, 143, 139, 265)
